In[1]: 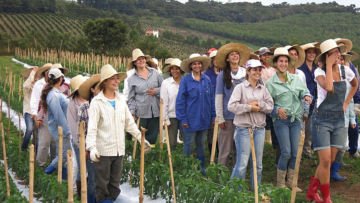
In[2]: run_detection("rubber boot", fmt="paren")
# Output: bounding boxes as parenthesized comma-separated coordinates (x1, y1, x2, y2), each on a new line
(286, 169, 302, 192)
(44, 165, 56, 174)
(276, 169, 287, 188)
(319, 183, 333, 203)
(199, 156, 206, 176)
(330, 162, 346, 181)
(306, 176, 323, 202)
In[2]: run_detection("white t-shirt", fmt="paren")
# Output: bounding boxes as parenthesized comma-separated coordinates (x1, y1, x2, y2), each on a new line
(295, 69, 306, 84)
(314, 64, 355, 108)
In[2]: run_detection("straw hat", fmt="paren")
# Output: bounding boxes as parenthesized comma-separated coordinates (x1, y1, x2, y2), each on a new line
(132, 48, 145, 62)
(163, 58, 182, 73)
(78, 74, 101, 101)
(249, 52, 260, 60)
(34, 63, 53, 79)
(348, 51, 359, 62)
(145, 55, 158, 68)
(180, 53, 211, 73)
(164, 58, 174, 66)
(284, 44, 305, 68)
(334, 38, 352, 53)
(315, 39, 346, 64)
(69, 75, 89, 97)
(272, 47, 293, 67)
(216, 43, 251, 69)
(300, 42, 320, 55)
(97, 64, 126, 88)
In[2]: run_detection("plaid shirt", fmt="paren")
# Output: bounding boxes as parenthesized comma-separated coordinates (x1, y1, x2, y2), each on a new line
(78, 103, 90, 136)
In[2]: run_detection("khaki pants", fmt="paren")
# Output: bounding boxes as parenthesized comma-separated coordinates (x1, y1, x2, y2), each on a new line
(217, 120, 235, 167)
(94, 156, 124, 202)
(36, 115, 56, 166)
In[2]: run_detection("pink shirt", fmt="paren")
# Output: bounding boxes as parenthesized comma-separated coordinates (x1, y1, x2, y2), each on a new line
(261, 67, 276, 83)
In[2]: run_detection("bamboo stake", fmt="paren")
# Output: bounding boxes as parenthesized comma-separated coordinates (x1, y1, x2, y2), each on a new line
(129, 118, 140, 184)
(139, 127, 147, 203)
(0, 98, 2, 122)
(79, 121, 87, 203)
(164, 124, 176, 203)
(210, 121, 219, 165)
(29, 144, 34, 203)
(1, 123, 10, 197)
(58, 127, 63, 183)
(67, 150, 74, 203)
(290, 130, 305, 203)
(248, 127, 258, 203)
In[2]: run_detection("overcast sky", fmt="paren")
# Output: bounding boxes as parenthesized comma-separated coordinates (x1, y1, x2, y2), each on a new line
(175, 0, 359, 7)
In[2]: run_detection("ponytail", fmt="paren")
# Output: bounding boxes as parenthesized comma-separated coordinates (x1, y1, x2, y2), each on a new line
(40, 76, 62, 112)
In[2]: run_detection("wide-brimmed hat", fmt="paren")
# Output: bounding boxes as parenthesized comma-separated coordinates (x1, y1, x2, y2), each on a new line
(284, 44, 305, 68)
(216, 43, 251, 69)
(34, 63, 53, 79)
(69, 75, 89, 97)
(300, 42, 320, 55)
(255, 47, 273, 56)
(163, 58, 182, 73)
(132, 48, 145, 62)
(78, 74, 101, 101)
(340, 53, 352, 63)
(145, 55, 158, 68)
(180, 53, 211, 73)
(245, 59, 265, 69)
(334, 38, 352, 53)
(21, 66, 38, 79)
(272, 47, 293, 67)
(97, 64, 126, 88)
(249, 52, 260, 60)
(315, 39, 346, 64)
(207, 48, 217, 56)
(348, 51, 359, 62)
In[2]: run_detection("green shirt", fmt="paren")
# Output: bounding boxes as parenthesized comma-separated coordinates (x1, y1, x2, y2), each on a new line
(266, 72, 310, 122)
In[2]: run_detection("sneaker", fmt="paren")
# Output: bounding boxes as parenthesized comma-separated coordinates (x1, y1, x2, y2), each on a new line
(44, 165, 56, 174)
(350, 151, 360, 158)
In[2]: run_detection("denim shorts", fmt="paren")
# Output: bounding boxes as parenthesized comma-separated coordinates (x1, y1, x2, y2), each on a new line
(311, 111, 346, 151)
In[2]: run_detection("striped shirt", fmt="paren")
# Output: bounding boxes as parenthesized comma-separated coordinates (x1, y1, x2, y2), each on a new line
(127, 67, 163, 118)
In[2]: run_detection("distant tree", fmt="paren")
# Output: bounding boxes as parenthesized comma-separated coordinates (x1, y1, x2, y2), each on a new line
(83, 18, 128, 54)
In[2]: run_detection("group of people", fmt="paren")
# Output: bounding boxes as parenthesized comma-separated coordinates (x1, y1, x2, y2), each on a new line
(20, 38, 359, 203)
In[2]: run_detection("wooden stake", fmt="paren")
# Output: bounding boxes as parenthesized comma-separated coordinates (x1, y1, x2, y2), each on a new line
(29, 144, 35, 203)
(248, 127, 258, 203)
(58, 127, 63, 183)
(290, 130, 305, 203)
(1, 122, 10, 197)
(164, 124, 176, 203)
(129, 118, 140, 184)
(210, 121, 219, 165)
(67, 150, 74, 203)
(139, 127, 147, 203)
(79, 121, 87, 203)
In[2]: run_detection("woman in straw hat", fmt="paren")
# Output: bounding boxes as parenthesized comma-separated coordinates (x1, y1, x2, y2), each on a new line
(86, 64, 151, 203)
(127, 48, 163, 145)
(306, 39, 358, 203)
(266, 47, 312, 192)
(285, 44, 306, 82)
(40, 67, 72, 176)
(66, 74, 89, 196)
(160, 58, 184, 149)
(76, 74, 101, 203)
(228, 59, 274, 190)
(176, 53, 214, 175)
(214, 43, 250, 167)
(21, 66, 38, 151)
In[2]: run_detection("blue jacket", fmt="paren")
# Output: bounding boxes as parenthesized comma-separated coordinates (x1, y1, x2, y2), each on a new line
(47, 88, 71, 138)
(176, 73, 215, 133)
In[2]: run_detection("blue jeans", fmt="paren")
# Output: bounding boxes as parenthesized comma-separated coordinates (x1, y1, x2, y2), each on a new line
(231, 127, 265, 190)
(183, 130, 207, 169)
(48, 134, 72, 169)
(348, 117, 359, 154)
(274, 118, 301, 170)
(21, 113, 34, 150)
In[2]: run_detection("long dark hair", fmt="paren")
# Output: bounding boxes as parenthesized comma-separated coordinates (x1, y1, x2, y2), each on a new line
(223, 61, 232, 89)
(40, 76, 62, 113)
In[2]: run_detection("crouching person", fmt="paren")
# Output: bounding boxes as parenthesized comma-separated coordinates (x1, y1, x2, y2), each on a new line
(86, 64, 151, 203)
(228, 59, 274, 190)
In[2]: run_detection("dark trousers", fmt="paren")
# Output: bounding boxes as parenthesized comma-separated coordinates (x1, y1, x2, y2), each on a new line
(167, 118, 182, 150)
(94, 156, 124, 202)
(22, 113, 34, 150)
(140, 117, 159, 144)
(348, 117, 359, 154)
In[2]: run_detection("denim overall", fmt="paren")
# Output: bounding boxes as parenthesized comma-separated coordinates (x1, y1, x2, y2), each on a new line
(312, 67, 347, 151)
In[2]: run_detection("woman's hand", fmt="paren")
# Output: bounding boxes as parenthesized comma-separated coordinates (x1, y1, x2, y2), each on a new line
(304, 95, 312, 105)
(277, 108, 287, 120)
